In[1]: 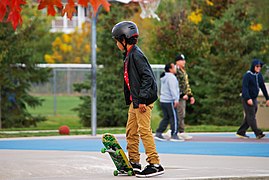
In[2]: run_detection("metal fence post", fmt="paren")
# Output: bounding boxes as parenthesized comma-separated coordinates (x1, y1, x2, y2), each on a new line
(0, 86, 2, 129)
(53, 69, 57, 116)
(91, 8, 98, 136)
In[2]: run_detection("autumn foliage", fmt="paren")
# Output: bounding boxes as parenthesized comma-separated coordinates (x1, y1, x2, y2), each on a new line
(0, 0, 110, 30)
(45, 23, 91, 63)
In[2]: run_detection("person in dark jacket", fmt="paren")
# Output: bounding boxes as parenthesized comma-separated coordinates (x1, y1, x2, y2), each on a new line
(112, 21, 164, 178)
(236, 59, 269, 139)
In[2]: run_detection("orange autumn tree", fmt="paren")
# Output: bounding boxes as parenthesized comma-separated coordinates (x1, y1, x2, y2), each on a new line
(45, 23, 91, 63)
(0, 0, 111, 30)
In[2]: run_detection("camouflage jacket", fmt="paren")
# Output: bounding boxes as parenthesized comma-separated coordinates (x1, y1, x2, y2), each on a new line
(176, 68, 193, 98)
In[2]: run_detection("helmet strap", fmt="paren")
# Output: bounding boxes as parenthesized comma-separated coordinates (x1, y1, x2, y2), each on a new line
(120, 39, 128, 60)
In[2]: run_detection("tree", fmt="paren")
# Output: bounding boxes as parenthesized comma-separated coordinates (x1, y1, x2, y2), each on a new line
(45, 23, 91, 63)
(151, 0, 212, 124)
(0, 3, 52, 128)
(73, 2, 139, 127)
(199, 0, 269, 125)
(0, 0, 111, 30)
(152, 0, 269, 125)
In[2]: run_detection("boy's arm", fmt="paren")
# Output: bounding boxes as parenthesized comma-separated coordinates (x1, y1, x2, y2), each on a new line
(242, 74, 251, 100)
(133, 53, 155, 104)
(185, 73, 193, 97)
(259, 74, 269, 100)
(168, 76, 180, 102)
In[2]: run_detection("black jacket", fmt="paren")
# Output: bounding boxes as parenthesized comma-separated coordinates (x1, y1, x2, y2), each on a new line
(124, 45, 158, 108)
(242, 59, 269, 100)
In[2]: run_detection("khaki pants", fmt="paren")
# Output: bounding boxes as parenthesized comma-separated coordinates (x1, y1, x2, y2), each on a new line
(126, 103, 160, 164)
(177, 99, 186, 133)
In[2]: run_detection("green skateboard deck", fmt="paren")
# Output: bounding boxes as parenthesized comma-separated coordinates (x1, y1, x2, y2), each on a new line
(101, 133, 133, 176)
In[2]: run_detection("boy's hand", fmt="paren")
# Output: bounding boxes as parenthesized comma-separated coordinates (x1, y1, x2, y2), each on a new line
(183, 95, 188, 100)
(247, 99, 253, 106)
(174, 101, 179, 108)
(266, 100, 269, 107)
(190, 97, 195, 105)
(139, 104, 146, 113)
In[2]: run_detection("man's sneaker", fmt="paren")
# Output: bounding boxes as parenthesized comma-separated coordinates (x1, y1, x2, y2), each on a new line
(130, 162, 142, 174)
(164, 129, 172, 138)
(135, 164, 164, 178)
(256, 133, 266, 139)
(236, 133, 250, 139)
(154, 132, 166, 141)
(170, 134, 184, 142)
(178, 132, 193, 140)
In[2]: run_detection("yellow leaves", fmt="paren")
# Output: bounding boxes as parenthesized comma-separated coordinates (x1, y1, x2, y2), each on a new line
(188, 9, 202, 25)
(44, 54, 55, 63)
(44, 52, 62, 63)
(45, 22, 91, 64)
(261, 45, 268, 54)
(250, 23, 263, 32)
(62, 34, 71, 43)
(60, 43, 72, 52)
(205, 0, 214, 6)
(84, 44, 90, 53)
(74, 57, 81, 63)
(52, 37, 62, 47)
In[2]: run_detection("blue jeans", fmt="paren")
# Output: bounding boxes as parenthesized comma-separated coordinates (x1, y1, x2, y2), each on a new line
(156, 102, 179, 136)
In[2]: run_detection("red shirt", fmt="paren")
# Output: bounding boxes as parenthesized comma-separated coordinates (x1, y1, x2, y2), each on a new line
(124, 45, 134, 101)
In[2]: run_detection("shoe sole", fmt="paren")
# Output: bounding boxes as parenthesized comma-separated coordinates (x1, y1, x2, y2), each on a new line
(133, 168, 141, 172)
(236, 134, 249, 139)
(179, 136, 192, 140)
(256, 134, 266, 139)
(154, 136, 167, 141)
(136, 170, 165, 178)
(170, 139, 184, 142)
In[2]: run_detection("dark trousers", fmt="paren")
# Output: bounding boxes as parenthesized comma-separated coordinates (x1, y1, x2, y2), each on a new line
(156, 102, 179, 136)
(237, 98, 262, 136)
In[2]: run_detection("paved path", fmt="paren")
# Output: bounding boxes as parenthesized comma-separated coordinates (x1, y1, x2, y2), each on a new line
(0, 133, 269, 180)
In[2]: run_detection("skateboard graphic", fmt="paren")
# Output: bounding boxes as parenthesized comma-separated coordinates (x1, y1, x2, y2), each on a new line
(101, 133, 133, 176)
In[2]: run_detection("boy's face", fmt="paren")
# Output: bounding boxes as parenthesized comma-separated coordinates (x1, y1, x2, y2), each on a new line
(254, 65, 262, 73)
(176, 60, 186, 69)
(116, 40, 125, 51)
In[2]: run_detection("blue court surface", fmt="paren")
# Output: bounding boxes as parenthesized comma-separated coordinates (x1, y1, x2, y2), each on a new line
(0, 133, 268, 157)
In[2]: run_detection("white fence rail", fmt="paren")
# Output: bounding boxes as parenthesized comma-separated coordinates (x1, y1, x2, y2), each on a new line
(31, 64, 165, 95)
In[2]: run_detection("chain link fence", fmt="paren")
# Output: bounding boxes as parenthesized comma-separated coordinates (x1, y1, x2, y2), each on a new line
(31, 64, 165, 96)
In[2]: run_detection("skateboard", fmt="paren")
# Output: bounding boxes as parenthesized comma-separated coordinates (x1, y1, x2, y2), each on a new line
(101, 133, 133, 176)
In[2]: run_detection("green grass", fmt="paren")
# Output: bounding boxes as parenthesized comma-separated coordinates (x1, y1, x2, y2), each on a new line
(27, 95, 83, 129)
(29, 95, 81, 116)
(1, 95, 264, 138)
(27, 95, 163, 131)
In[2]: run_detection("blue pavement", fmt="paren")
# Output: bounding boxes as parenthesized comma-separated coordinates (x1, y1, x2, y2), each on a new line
(0, 133, 268, 157)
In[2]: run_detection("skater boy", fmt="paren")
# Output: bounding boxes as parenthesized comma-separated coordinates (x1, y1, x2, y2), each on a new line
(236, 59, 269, 139)
(112, 21, 164, 178)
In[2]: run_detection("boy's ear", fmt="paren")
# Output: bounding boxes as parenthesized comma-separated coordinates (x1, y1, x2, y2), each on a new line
(122, 38, 126, 45)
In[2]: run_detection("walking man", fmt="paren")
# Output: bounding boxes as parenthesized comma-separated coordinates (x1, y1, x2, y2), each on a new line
(174, 54, 195, 140)
(236, 59, 269, 139)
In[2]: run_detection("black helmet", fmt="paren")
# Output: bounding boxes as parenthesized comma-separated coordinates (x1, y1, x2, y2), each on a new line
(112, 21, 139, 42)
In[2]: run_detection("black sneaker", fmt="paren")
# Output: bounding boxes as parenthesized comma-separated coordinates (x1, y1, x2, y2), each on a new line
(155, 132, 166, 141)
(236, 133, 249, 139)
(136, 164, 164, 178)
(256, 133, 266, 139)
(170, 134, 184, 142)
(130, 162, 142, 174)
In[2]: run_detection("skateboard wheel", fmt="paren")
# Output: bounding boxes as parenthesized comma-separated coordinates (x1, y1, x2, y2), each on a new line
(115, 149, 120, 156)
(128, 170, 133, 176)
(101, 148, 106, 153)
(113, 170, 118, 176)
